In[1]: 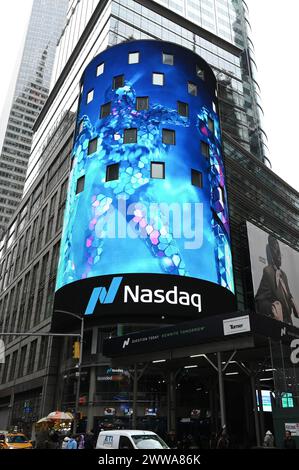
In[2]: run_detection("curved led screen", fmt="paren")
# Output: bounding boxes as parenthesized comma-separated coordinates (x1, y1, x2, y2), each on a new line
(54, 40, 235, 328)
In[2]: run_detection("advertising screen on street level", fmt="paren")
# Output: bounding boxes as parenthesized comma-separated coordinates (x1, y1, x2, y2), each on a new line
(247, 221, 299, 327)
(256, 390, 272, 412)
(53, 40, 235, 329)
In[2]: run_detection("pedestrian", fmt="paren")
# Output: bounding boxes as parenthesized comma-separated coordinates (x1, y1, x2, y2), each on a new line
(49, 429, 60, 449)
(78, 434, 85, 449)
(84, 431, 95, 449)
(182, 435, 190, 450)
(188, 436, 199, 449)
(209, 432, 217, 449)
(66, 435, 78, 449)
(61, 436, 70, 449)
(216, 429, 230, 449)
(263, 430, 274, 448)
(283, 430, 296, 449)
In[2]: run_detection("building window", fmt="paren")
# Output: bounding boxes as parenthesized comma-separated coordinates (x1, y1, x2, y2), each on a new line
(76, 176, 85, 194)
(162, 129, 175, 145)
(151, 162, 165, 179)
(196, 65, 205, 80)
(177, 101, 189, 117)
(88, 137, 98, 155)
(86, 89, 94, 104)
(1, 355, 10, 384)
(136, 96, 149, 111)
(119, 436, 134, 449)
(208, 117, 214, 133)
(96, 62, 104, 76)
(9, 351, 18, 382)
(191, 169, 203, 188)
(128, 51, 139, 64)
(18, 346, 27, 378)
(201, 141, 209, 158)
(38, 337, 49, 370)
(106, 163, 119, 182)
(152, 72, 164, 86)
(124, 128, 137, 144)
(113, 74, 124, 89)
(100, 102, 111, 118)
(27, 340, 38, 375)
(188, 82, 198, 96)
(163, 52, 174, 65)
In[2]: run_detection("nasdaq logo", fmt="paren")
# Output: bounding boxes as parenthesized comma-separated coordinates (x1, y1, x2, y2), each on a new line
(85, 276, 202, 315)
(122, 338, 131, 349)
(85, 277, 123, 315)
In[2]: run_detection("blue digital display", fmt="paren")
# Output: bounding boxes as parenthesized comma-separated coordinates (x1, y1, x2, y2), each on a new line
(55, 40, 234, 319)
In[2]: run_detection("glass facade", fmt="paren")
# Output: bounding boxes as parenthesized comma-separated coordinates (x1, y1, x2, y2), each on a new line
(25, 0, 267, 199)
(0, 0, 68, 238)
(108, 0, 267, 161)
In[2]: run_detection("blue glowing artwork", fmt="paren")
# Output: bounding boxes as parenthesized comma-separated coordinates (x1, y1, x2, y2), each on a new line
(56, 40, 234, 296)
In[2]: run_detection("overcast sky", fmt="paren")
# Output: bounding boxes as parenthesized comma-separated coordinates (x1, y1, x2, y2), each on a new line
(0, 0, 298, 191)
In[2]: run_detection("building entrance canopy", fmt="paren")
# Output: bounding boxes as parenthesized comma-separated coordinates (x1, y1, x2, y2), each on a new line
(103, 312, 299, 365)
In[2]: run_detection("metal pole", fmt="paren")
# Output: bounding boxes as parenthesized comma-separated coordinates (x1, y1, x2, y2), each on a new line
(250, 374, 261, 446)
(257, 384, 265, 440)
(132, 363, 138, 430)
(217, 352, 226, 429)
(74, 317, 84, 433)
(168, 370, 176, 433)
(87, 366, 96, 432)
(39, 336, 53, 419)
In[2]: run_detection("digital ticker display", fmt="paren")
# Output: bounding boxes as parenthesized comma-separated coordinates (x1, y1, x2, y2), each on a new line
(53, 40, 235, 329)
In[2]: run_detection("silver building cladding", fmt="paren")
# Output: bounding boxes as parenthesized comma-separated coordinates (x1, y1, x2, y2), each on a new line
(0, 0, 298, 438)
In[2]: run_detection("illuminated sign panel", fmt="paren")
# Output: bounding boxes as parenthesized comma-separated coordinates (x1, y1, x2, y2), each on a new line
(54, 41, 235, 328)
(247, 222, 299, 327)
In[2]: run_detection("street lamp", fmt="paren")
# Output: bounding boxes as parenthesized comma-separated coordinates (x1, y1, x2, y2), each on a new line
(55, 310, 84, 433)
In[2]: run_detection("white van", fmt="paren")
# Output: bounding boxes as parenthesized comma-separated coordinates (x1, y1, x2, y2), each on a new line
(96, 430, 169, 449)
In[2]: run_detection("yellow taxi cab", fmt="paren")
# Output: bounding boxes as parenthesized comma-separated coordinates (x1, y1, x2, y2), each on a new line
(0, 432, 33, 449)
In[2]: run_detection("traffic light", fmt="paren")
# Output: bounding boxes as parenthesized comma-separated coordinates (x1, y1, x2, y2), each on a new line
(72, 341, 80, 359)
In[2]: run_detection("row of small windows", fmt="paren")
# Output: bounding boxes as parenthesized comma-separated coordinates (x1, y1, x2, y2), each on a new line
(86, 76, 201, 104)
(89, 99, 189, 123)
(94, 52, 205, 79)
(84, 127, 213, 156)
(82, 95, 212, 136)
(86, 128, 177, 153)
(75, 164, 203, 195)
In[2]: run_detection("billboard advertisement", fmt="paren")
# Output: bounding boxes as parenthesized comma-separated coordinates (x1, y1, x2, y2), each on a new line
(247, 221, 299, 327)
(53, 40, 235, 329)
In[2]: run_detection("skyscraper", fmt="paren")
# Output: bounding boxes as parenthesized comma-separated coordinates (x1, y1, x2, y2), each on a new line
(0, 0, 298, 442)
(0, 0, 68, 237)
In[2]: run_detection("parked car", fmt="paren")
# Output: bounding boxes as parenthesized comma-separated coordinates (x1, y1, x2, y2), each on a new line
(0, 432, 33, 449)
(96, 430, 169, 450)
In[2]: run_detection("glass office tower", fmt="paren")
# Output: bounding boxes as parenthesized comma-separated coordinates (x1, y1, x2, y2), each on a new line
(25, 0, 268, 198)
(0, 0, 68, 237)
